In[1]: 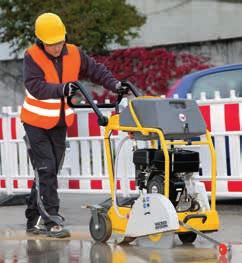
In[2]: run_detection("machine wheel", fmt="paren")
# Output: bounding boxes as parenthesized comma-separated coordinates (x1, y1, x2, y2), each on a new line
(147, 175, 164, 194)
(178, 232, 197, 244)
(89, 213, 112, 242)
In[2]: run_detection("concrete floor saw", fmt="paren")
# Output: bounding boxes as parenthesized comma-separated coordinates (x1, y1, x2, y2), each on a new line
(67, 81, 226, 255)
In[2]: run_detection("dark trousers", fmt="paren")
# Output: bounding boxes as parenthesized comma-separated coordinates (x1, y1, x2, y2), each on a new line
(23, 123, 67, 226)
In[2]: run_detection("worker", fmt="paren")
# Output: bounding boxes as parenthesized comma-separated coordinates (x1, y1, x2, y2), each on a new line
(20, 12, 121, 238)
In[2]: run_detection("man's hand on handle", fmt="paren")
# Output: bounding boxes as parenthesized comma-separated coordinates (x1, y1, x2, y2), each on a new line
(63, 81, 80, 97)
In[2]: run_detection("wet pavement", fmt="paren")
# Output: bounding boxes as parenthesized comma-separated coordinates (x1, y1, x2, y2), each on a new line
(0, 238, 238, 262)
(0, 194, 241, 262)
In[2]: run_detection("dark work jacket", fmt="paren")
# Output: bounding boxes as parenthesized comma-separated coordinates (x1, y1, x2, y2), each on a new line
(23, 41, 119, 126)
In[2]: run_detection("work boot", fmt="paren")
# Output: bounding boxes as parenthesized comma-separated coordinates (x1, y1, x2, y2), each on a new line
(47, 225, 71, 238)
(26, 216, 47, 234)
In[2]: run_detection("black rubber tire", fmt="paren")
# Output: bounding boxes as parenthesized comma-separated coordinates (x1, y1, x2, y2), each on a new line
(178, 232, 197, 244)
(147, 175, 164, 194)
(89, 213, 112, 242)
(89, 242, 112, 263)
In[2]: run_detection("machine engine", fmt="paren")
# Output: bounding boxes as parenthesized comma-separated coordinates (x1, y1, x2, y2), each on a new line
(133, 148, 202, 212)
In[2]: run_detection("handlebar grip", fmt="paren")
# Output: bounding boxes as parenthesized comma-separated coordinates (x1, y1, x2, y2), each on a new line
(67, 81, 141, 127)
(121, 80, 140, 97)
(67, 81, 109, 126)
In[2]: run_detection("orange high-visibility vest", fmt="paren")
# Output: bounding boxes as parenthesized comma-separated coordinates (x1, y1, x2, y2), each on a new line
(20, 43, 81, 129)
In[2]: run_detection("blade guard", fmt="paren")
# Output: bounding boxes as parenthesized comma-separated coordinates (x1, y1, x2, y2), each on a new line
(125, 193, 179, 237)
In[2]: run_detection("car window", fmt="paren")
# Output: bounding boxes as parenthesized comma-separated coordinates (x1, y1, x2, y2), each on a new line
(191, 69, 242, 99)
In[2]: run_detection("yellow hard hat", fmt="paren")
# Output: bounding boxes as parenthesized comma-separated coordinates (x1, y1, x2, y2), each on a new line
(35, 13, 66, 44)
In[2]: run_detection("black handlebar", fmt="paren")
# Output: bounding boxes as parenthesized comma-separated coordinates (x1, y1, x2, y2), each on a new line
(67, 80, 140, 126)
(120, 80, 140, 97)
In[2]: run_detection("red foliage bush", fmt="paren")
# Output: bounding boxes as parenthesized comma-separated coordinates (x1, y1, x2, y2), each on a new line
(93, 47, 212, 102)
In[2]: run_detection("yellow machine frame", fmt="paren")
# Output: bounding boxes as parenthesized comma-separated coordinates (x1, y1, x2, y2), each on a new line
(104, 96, 219, 235)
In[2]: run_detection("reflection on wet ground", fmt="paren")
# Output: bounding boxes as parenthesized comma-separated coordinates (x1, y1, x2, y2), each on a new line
(0, 237, 239, 263)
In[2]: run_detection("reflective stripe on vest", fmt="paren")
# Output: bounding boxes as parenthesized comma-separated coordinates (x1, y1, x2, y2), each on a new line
(20, 44, 81, 129)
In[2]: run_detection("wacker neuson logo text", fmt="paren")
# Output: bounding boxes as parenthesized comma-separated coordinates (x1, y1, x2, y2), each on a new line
(155, 220, 168, 230)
